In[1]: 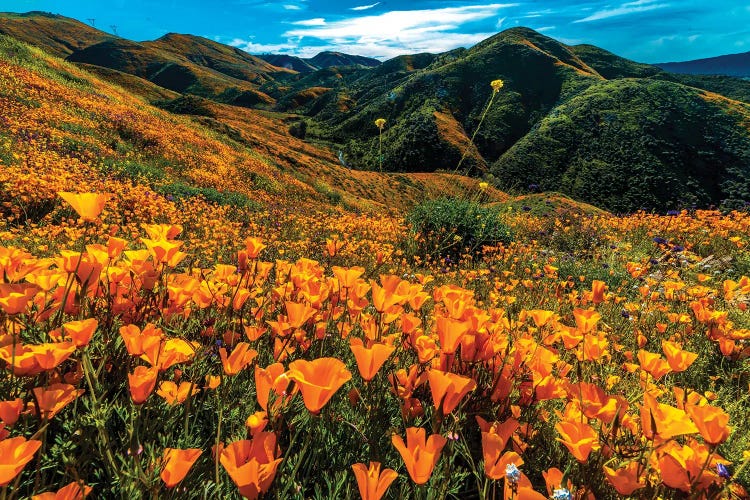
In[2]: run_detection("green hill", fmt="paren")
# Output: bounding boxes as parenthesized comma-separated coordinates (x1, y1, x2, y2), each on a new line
(491, 79, 750, 212)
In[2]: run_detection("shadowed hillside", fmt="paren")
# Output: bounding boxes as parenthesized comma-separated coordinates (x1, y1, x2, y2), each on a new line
(657, 51, 750, 77)
(491, 79, 750, 212)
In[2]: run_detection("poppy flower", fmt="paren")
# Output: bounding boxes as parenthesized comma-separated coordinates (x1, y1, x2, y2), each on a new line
(220, 433, 282, 499)
(349, 338, 395, 382)
(480, 418, 520, 479)
(661, 341, 698, 372)
(0, 399, 24, 427)
(637, 350, 672, 379)
(427, 369, 476, 414)
(61, 318, 98, 347)
(351, 461, 398, 500)
(33, 384, 84, 420)
(685, 403, 731, 445)
(156, 381, 199, 406)
(160, 448, 202, 488)
(391, 427, 447, 485)
(254, 363, 291, 412)
(555, 419, 598, 462)
(220, 342, 258, 376)
(0, 283, 39, 315)
(573, 308, 600, 333)
(603, 462, 645, 496)
(57, 192, 110, 221)
(640, 393, 698, 440)
(128, 366, 158, 405)
(435, 316, 469, 355)
(0, 436, 42, 486)
(287, 357, 351, 414)
(31, 480, 92, 499)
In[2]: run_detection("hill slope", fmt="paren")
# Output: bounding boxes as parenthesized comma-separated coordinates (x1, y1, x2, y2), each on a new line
(0, 11, 114, 58)
(657, 51, 750, 77)
(491, 79, 750, 212)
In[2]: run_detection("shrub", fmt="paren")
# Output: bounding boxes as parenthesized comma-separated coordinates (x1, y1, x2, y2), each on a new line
(406, 197, 512, 261)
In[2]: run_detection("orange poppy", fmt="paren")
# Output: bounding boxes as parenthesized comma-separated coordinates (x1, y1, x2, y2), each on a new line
(160, 448, 202, 488)
(220, 342, 258, 376)
(0, 399, 24, 427)
(637, 350, 672, 379)
(479, 418, 520, 479)
(57, 192, 110, 221)
(128, 366, 158, 405)
(555, 419, 598, 462)
(31, 480, 92, 499)
(391, 427, 447, 485)
(685, 403, 731, 445)
(287, 357, 351, 414)
(156, 381, 199, 406)
(0, 436, 42, 486)
(591, 280, 607, 304)
(640, 393, 698, 440)
(61, 318, 98, 347)
(427, 369, 476, 414)
(349, 338, 395, 382)
(119, 323, 163, 356)
(0, 283, 39, 315)
(0, 342, 76, 376)
(573, 308, 601, 333)
(351, 462, 398, 500)
(435, 316, 469, 355)
(603, 462, 645, 496)
(661, 341, 698, 372)
(33, 384, 84, 420)
(255, 363, 292, 412)
(220, 433, 282, 499)
(285, 301, 318, 329)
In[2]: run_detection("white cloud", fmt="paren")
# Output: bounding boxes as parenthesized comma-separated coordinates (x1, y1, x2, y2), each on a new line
(574, 1, 669, 23)
(280, 4, 518, 58)
(496, 16, 507, 29)
(351, 2, 380, 11)
(283, 4, 302, 10)
(294, 18, 327, 26)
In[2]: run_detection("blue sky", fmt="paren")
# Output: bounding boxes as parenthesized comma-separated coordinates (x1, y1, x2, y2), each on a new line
(4, 1, 750, 62)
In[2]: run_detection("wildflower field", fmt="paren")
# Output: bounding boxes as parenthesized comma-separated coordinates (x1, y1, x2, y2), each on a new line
(2, 34, 750, 500)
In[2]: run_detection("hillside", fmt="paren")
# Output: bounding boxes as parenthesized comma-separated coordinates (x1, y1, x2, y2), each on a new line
(491, 79, 750, 213)
(0, 33, 503, 234)
(0, 11, 114, 57)
(657, 50, 750, 77)
(282, 28, 750, 211)
(3, 11, 750, 212)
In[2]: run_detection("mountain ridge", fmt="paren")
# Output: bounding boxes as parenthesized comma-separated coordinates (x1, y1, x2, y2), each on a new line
(2, 10, 750, 212)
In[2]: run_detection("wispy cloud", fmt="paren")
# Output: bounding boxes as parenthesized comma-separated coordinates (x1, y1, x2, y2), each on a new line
(293, 18, 326, 26)
(351, 2, 380, 11)
(279, 4, 518, 58)
(574, 0, 669, 23)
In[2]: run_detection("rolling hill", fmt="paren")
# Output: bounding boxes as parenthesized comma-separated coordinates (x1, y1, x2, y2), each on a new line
(657, 51, 750, 78)
(258, 51, 381, 73)
(0, 11, 114, 58)
(2, 10, 750, 212)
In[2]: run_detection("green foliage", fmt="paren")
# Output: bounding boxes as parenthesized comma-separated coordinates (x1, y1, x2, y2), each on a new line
(406, 197, 512, 261)
(155, 181, 262, 210)
(491, 79, 750, 212)
(312, 180, 343, 205)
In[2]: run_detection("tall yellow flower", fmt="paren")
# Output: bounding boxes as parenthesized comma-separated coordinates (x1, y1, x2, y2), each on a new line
(375, 118, 386, 171)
